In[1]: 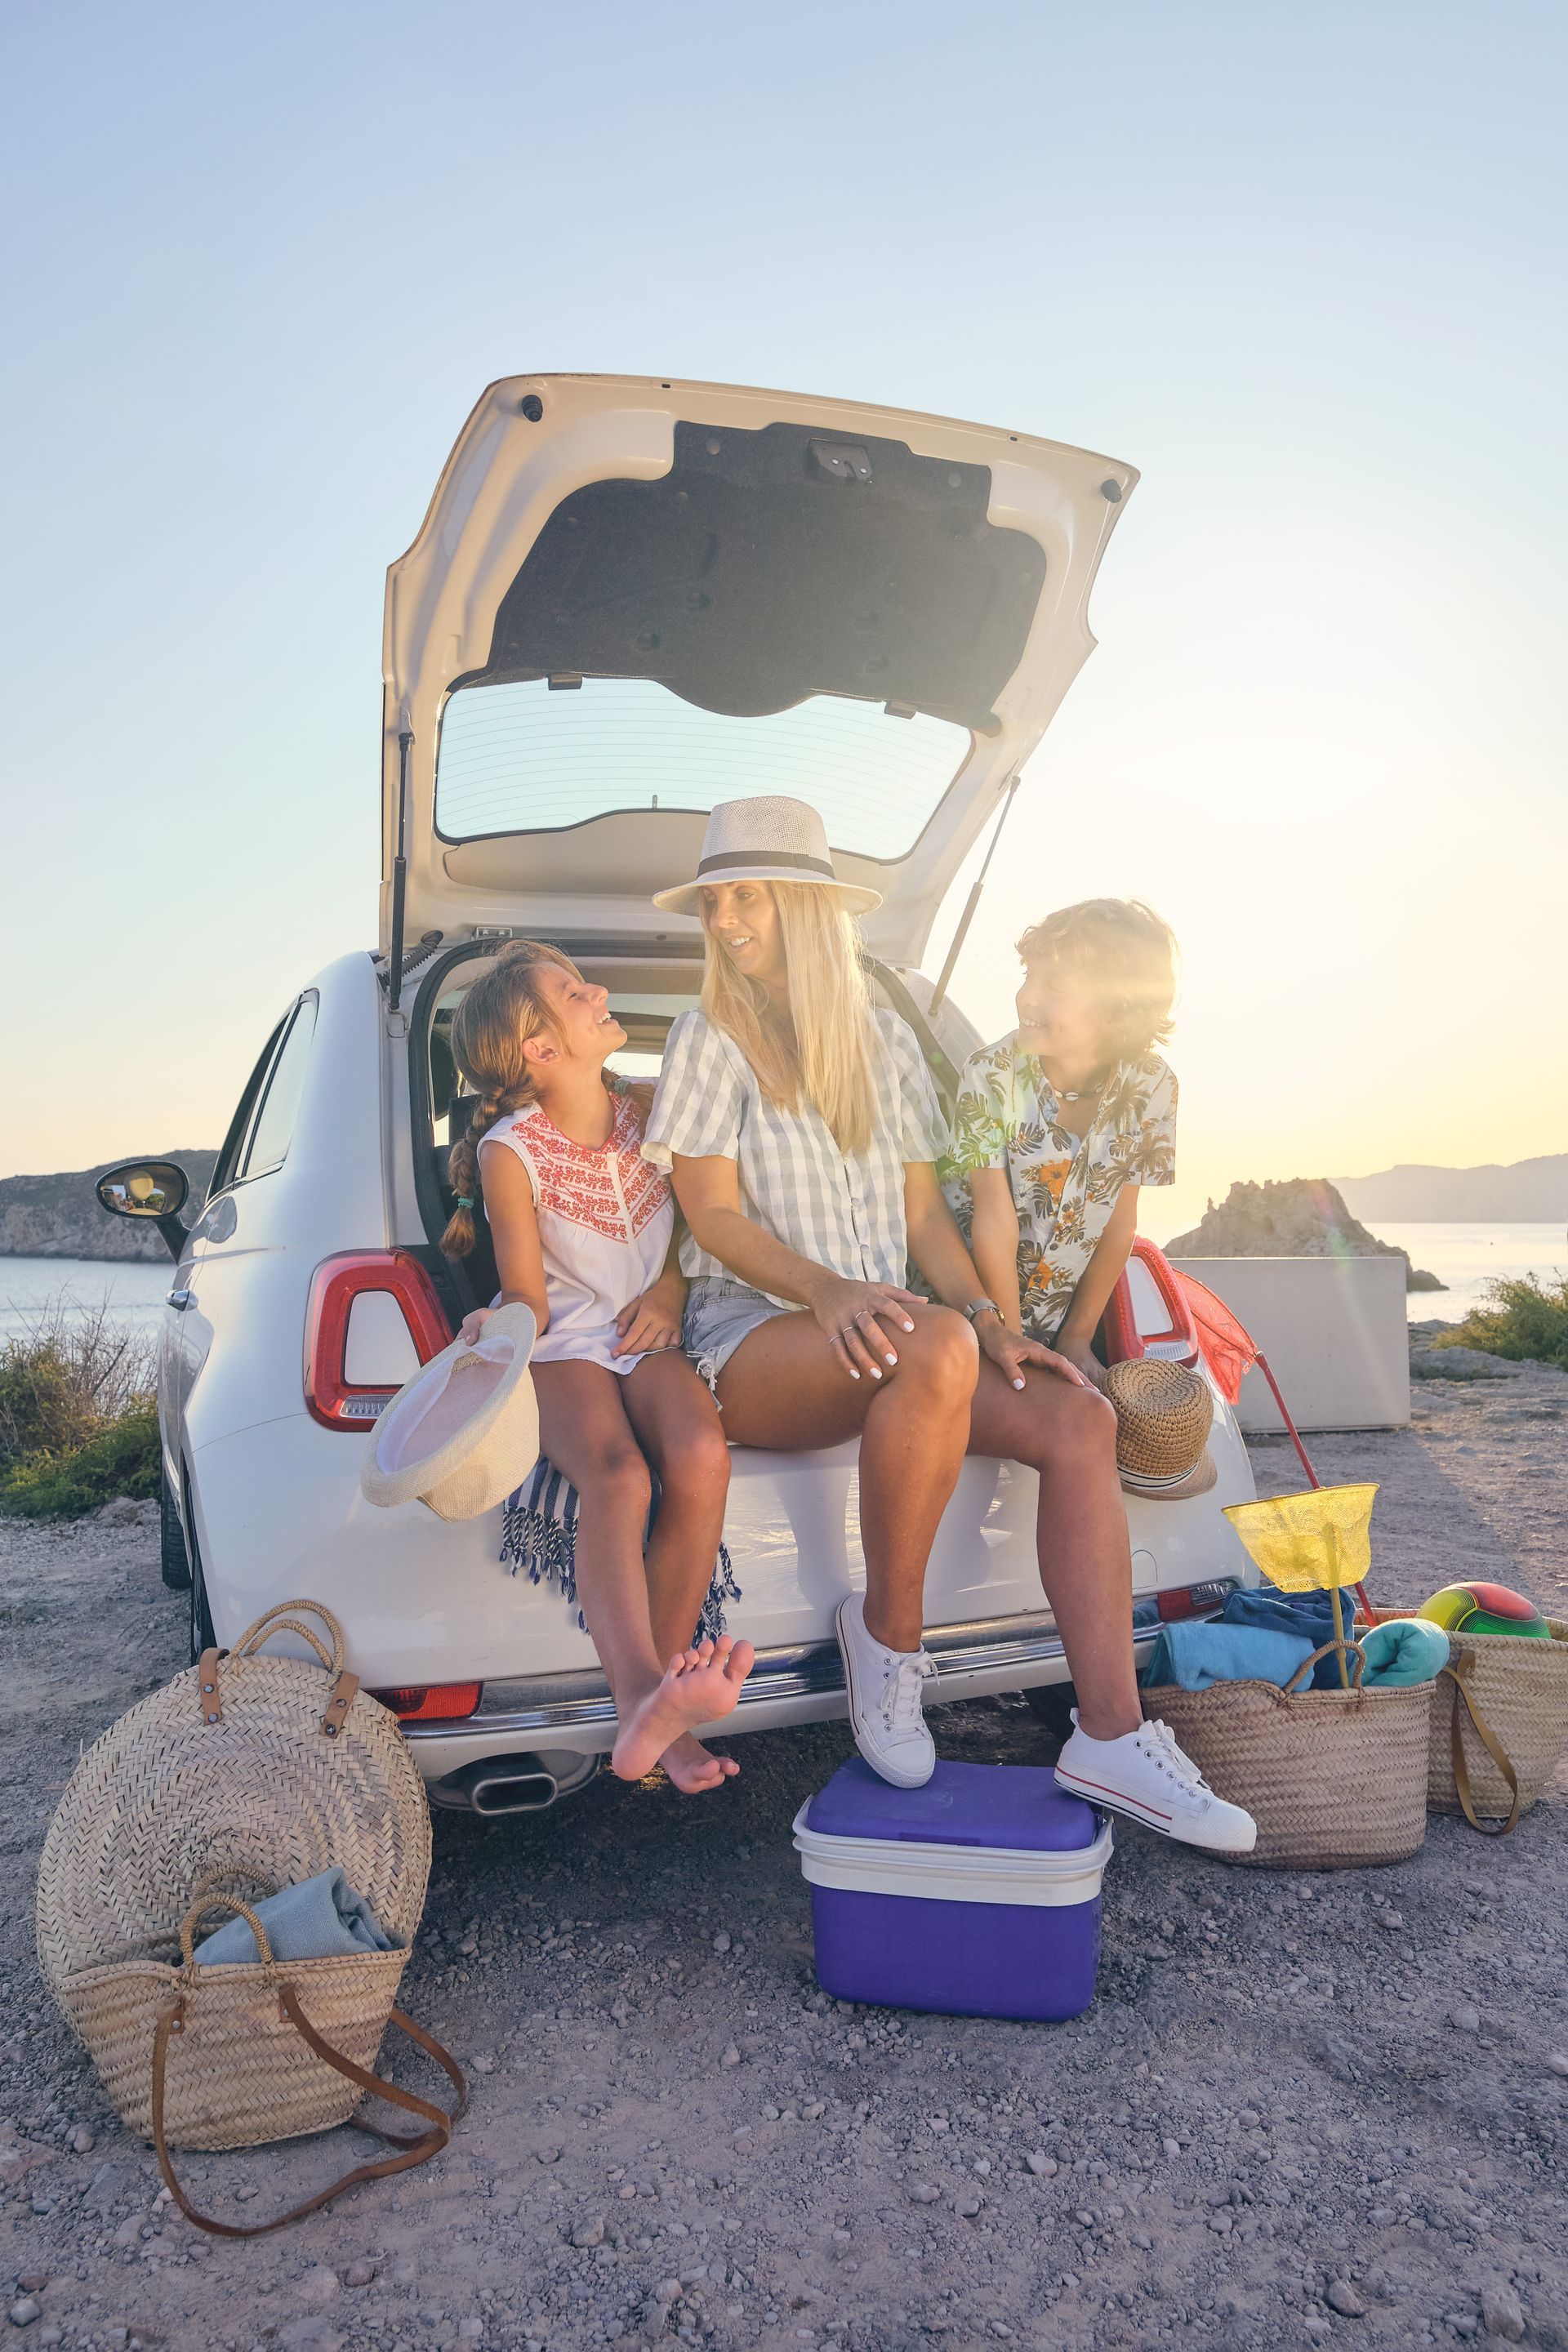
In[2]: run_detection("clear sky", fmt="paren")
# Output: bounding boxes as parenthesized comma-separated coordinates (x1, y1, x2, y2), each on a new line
(2, 1, 1563, 1236)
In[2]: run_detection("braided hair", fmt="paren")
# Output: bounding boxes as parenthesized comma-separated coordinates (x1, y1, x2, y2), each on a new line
(439, 940, 582, 1258)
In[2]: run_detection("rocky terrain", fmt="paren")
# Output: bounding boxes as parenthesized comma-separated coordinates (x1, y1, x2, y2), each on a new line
(0, 1157, 216, 1265)
(2, 1360, 1566, 2352)
(1168, 1180, 1445, 1292)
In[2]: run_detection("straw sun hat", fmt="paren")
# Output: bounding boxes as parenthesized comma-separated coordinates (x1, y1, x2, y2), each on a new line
(652, 796, 883, 917)
(360, 1303, 541, 1522)
(1100, 1358, 1217, 1501)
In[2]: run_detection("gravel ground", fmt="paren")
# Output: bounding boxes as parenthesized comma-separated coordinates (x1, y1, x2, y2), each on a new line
(3, 1358, 1566, 2352)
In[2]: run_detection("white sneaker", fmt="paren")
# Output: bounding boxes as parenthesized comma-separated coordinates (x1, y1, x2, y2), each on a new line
(1054, 1713, 1258, 1854)
(835, 1592, 938, 1788)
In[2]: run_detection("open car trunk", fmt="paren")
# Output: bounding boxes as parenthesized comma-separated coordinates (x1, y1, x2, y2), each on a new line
(382, 376, 1136, 970)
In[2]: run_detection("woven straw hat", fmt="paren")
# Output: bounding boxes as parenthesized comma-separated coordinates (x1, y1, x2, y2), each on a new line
(652, 795, 882, 917)
(1102, 1357, 1217, 1500)
(360, 1303, 540, 1522)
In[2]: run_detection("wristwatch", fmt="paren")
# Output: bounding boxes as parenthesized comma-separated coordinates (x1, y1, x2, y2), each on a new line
(962, 1298, 1004, 1327)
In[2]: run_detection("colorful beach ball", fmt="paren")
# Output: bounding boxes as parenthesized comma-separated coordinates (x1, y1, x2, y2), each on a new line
(1417, 1582, 1549, 1640)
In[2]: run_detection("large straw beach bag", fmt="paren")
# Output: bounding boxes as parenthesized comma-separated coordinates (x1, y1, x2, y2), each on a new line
(37, 1600, 457, 2232)
(38, 1600, 430, 2001)
(1427, 1617, 1568, 1836)
(1142, 1641, 1433, 1869)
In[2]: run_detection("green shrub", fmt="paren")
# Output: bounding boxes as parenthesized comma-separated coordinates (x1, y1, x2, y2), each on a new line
(0, 1337, 100, 1464)
(1434, 1272, 1568, 1371)
(0, 1399, 161, 1521)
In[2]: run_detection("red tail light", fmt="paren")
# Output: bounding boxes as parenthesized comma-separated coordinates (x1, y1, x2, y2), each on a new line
(370, 1682, 483, 1722)
(304, 1250, 452, 1429)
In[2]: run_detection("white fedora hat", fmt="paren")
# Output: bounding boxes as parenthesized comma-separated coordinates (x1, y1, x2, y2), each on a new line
(652, 795, 882, 918)
(360, 1302, 541, 1522)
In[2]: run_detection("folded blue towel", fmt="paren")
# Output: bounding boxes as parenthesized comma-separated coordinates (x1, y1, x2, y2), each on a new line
(1358, 1617, 1450, 1686)
(1222, 1588, 1360, 1689)
(1143, 1620, 1316, 1691)
(194, 1869, 394, 1966)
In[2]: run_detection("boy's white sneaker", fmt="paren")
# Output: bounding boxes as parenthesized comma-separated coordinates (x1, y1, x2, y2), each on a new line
(835, 1592, 938, 1788)
(1054, 1713, 1257, 1854)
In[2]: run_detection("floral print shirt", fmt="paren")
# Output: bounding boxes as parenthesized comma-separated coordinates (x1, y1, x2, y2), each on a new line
(938, 1036, 1178, 1339)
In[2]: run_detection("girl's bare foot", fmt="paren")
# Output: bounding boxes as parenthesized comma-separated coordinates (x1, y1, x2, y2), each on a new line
(611, 1637, 756, 1785)
(660, 1730, 740, 1793)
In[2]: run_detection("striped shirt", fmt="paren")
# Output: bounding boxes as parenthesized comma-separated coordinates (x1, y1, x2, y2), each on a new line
(642, 1007, 950, 1307)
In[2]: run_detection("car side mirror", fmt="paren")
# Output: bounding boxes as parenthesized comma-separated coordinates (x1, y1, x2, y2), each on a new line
(96, 1160, 190, 1262)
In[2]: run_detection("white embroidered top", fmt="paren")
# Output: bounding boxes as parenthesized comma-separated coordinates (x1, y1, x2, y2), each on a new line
(479, 1082, 675, 1374)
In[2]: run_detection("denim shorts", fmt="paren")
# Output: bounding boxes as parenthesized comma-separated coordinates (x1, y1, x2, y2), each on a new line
(684, 1276, 790, 1390)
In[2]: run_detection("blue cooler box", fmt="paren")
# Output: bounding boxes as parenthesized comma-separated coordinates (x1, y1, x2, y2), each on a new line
(792, 1758, 1113, 2021)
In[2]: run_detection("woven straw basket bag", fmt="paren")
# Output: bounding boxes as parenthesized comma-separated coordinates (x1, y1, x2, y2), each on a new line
(37, 1601, 461, 2235)
(1425, 1617, 1568, 1837)
(1142, 1640, 1433, 1869)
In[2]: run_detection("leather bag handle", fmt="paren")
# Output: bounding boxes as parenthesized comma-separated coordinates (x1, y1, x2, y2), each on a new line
(151, 1992, 467, 2238)
(1442, 1651, 1521, 1836)
(1281, 1638, 1366, 1697)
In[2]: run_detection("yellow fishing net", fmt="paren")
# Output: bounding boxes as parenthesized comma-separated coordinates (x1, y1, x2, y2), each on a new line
(1222, 1484, 1379, 1592)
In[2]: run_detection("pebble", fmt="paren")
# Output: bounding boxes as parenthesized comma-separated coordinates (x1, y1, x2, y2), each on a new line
(68, 2127, 95, 2154)
(571, 2216, 607, 2248)
(721, 2042, 742, 2066)
(1481, 2282, 1526, 2341)
(1546, 2052, 1568, 2078)
(909, 2183, 940, 2204)
(296, 2268, 341, 2306)
(954, 2192, 982, 2218)
(1161, 2137, 1181, 2162)
(1026, 2152, 1057, 2176)
(1450, 2004, 1482, 2034)
(713, 1932, 731, 1953)
(537, 2145, 562, 2163)
(1326, 2279, 1367, 2317)
(13, 2281, 47, 2298)
(7, 2304, 40, 2329)
(343, 2261, 377, 2288)
(1374, 1911, 1404, 1931)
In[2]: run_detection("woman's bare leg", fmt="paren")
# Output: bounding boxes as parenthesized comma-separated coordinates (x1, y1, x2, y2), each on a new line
(716, 1304, 978, 1653)
(532, 1362, 751, 1792)
(967, 1357, 1141, 1738)
(620, 1351, 733, 1659)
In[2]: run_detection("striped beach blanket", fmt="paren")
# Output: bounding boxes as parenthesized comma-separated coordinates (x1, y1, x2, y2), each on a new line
(500, 1459, 741, 1644)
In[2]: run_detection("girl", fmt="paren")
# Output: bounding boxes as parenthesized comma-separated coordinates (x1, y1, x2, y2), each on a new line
(940, 900, 1179, 1386)
(644, 800, 1252, 1849)
(443, 941, 752, 1795)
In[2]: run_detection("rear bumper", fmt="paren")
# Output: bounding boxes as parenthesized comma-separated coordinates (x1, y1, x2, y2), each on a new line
(395, 1597, 1214, 1779)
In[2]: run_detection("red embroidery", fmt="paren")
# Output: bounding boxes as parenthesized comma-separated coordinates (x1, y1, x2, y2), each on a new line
(512, 1094, 669, 1241)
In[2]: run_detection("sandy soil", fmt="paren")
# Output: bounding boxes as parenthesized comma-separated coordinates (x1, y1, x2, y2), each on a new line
(3, 1359, 1566, 2352)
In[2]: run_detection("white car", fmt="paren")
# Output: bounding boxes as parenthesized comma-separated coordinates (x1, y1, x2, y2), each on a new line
(98, 374, 1254, 1815)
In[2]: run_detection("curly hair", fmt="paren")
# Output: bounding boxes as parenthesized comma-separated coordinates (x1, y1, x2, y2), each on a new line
(1016, 898, 1178, 1064)
(439, 940, 581, 1258)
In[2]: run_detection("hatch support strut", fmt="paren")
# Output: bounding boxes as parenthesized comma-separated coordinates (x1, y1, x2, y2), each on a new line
(928, 774, 1020, 1015)
(386, 725, 413, 1014)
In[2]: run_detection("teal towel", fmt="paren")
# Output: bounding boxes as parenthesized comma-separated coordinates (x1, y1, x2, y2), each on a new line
(1143, 1621, 1316, 1691)
(194, 1869, 394, 1966)
(1358, 1617, 1450, 1686)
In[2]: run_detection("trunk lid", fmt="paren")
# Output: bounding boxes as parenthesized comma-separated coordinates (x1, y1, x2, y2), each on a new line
(382, 374, 1136, 967)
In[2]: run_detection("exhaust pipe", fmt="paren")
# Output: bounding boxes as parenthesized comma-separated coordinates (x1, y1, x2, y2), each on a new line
(432, 1754, 560, 1815)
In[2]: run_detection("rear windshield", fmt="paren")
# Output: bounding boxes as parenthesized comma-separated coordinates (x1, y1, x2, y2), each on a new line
(434, 676, 970, 862)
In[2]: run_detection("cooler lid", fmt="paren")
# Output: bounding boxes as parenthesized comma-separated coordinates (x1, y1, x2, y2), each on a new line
(804, 1757, 1097, 1853)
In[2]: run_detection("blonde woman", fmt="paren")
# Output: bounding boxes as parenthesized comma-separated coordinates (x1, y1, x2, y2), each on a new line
(644, 799, 1254, 1851)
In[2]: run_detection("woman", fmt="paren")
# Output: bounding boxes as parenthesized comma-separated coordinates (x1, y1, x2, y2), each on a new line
(644, 797, 1253, 1850)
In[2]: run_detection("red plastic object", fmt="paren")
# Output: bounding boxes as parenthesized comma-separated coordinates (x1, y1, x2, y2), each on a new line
(1102, 1237, 1200, 1367)
(303, 1250, 452, 1429)
(370, 1682, 483, 1722)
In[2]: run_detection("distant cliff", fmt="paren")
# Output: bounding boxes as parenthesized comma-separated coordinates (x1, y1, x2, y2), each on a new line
(0, 1154, 217, 1263)
(1167, 1178, 1445, 1291)
(1335, 1154, 1567, 1223)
